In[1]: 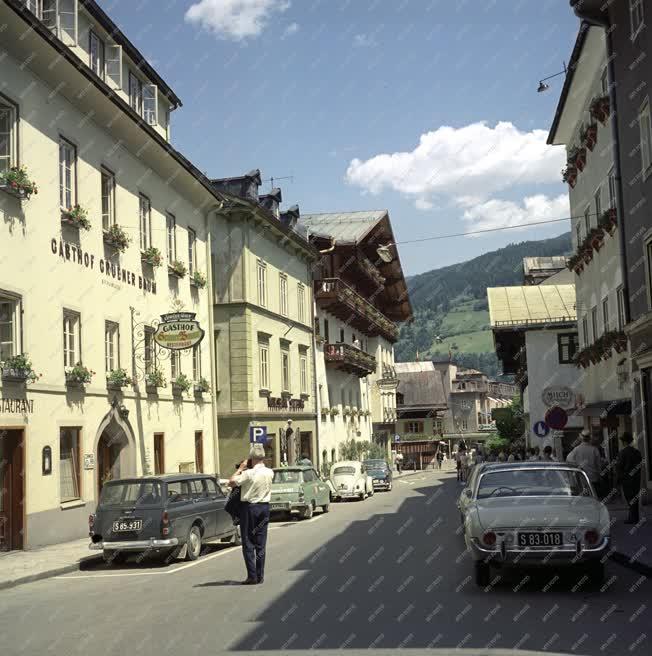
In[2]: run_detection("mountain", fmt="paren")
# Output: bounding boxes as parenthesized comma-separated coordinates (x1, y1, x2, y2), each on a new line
(395, 232, 572, 376)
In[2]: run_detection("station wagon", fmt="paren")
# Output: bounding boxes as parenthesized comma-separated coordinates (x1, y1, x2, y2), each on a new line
(270, 466, 330, 519)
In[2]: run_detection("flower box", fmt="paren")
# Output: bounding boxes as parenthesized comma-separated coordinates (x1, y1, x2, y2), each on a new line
(141, 247, 163, 268)
(343, 406, 351, 417)
(562, 165, 578, 188)
(590, 95, 610, 124)
(0, 353, 40, 384)
(320, 406, 330, 415)
(103, 225, 131, 252)
(191, 270, 207, 289)
(581, 123, 598, 151)
(145, 368, 166, 391)
(574, 147, 587, 172)
(194, 377, 210, 395)
(172, 374, 192, 395)
(589, 227, 605, 252)
(168, 260, 187, 279)
(0, 166, 37, 201)
(598, 207, 617, 235)
(106, 368, 132, 390)
(65, 363, 94, 387)
(61, 205, 91, 231)
(330, 407, 340, 416)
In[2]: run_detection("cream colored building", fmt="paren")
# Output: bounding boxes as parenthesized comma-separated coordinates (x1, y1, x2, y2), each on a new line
(0, 0, 231, 549)
(209, 174, 319, 471)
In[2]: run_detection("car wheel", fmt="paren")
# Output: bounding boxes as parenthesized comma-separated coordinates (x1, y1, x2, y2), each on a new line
(586, 561, 605, 585)
(474, 560, 490, 587)
(300, 503, 314, 520)
(360, 492, 366, 500)
(103, 550, 128, 565)
(186, 524, 202, 561)
(322, 503, 330, 513)
(387, 482, 392, 491)
(369, 486, 375, 497)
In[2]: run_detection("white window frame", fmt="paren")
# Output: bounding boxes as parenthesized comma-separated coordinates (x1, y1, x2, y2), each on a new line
(89, 29, 105, 79)
(106, 43, 122, 90)
(59, 137, 76, 211)
(639, 99, 652, 176)
(281, 348, 290, 392)
(601, 67, 609, 95)
(144, 326, 155, 374)
(129, 72, 143, 116)
(594, 186, 601, 221)
(608, 167, 617, 209)
(602, 297, 610, 334)
(171, 351, 181, 380)
(59, 427, 81, 503)
(300, 354, 308, 394)
(104, 320, 119, 373)
(0, 292, 21, 362)
(0, 97, 17, 175)
(188, 227, 196, 276)
(139, 194, 151, 251)
(584, 204, 591, 235)
(297, 284, 305, 323)
(630, 0, 645, 40)
(259, 342, 269, 390)
(279, 274, 288, 317)
(617, 287, 626, 330)
(63, 309, 80, 368)
(646, 236, 652, 310)
(582, 316, 589, 348)
(101, 167, 115, 231)
(192, 343, 201, 380)
(143, 83, 158, 126)
(257, 261, 267, 308)
(591, 307, 599, 341)
(576, 220, 582, 248)
(58, 0, 78, 46)
(166, 213, 176, 262)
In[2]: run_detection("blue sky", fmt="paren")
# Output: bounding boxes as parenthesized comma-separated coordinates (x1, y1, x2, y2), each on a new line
(102, 0, 580, 276)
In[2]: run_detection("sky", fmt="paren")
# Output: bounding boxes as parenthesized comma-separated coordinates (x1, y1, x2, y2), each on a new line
(101, 0, 580, 276)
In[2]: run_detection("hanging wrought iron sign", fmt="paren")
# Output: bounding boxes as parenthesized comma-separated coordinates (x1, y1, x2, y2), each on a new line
(154, 312, 205, 351)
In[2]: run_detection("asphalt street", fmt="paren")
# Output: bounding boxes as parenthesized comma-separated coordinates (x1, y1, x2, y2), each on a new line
(1, 469, 650, 656)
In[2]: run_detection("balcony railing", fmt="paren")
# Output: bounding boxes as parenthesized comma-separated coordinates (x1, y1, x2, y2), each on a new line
(315, 278, 399, 342)
(324, 342, 376, 378)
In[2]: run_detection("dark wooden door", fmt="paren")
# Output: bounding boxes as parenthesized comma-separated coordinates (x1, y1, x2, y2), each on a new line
(97, 438, 121, 498)
(194, 431, 203, 473)
(0, 430, 24, 551)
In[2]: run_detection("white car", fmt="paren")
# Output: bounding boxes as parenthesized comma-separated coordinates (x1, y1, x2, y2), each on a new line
(329, 461, 374, 501)
(463, 462, 610, 587)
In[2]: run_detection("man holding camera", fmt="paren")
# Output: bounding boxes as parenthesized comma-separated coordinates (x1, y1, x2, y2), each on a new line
(229, 443, 274, 585)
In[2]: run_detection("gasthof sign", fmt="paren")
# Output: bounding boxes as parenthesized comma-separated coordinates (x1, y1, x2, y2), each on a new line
(154, 312, 205, 351)
(541, 386, 575, 409)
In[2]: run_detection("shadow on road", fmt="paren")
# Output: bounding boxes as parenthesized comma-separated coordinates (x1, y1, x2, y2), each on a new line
(229, 473, 651, 653)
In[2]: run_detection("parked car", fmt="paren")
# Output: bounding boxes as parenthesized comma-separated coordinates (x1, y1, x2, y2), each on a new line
(330, 461, 374, 501)
(363, 459, 393, 491)
(270, 466, 330, 519)
(89, 474, 239, 564)
(456, 461, 491, 524)
(463, 462, 610, 586)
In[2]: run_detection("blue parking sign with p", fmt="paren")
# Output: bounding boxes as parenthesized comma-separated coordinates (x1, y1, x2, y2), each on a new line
(249, 425, 268, 444)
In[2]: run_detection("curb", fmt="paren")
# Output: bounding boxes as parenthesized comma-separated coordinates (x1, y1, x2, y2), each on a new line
(0, 554, 103, 591)
(609, 550, 652, 578)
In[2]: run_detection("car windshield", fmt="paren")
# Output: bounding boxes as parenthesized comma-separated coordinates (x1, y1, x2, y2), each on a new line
(363, 460, 387, 469)
(477, 468, 593, 499)
(99, 481, 163, 507)
(273, 470, 302, 483)
(333, 466, 356, 475)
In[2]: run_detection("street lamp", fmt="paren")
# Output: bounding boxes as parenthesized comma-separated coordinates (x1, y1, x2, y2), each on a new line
(536, 62, 567, 93)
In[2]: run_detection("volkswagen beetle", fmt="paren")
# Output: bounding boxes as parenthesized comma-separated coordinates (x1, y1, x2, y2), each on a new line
(329, 461, 374, 501)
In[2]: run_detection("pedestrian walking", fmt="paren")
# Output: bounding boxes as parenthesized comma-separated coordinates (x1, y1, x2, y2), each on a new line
(542, 445, 556, 462)
(616, 432, 642, 525)
(566, 430, 602, 493)
(436, 451, 444, 470)
(228, 443, 274, 585)
(396, 452, 403, 473)
(459, 449, 470, 483)
(296, 454, 313, 466)
(497, 450, 506, 462)
(455, 449, 464, 481)
(507, 451, 515, 463)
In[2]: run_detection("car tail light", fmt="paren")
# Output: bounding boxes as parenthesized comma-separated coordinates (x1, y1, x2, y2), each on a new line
(482, 531, 497, 546)
(162, 511, 170, 537)
(584, 529, 599, 545)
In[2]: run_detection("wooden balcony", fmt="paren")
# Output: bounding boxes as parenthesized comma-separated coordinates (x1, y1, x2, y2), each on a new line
(324, 342, 376, 378)
(315, 278, 399, 342)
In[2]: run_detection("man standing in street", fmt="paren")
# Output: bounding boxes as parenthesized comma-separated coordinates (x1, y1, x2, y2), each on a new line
(616, 432, 642, 524)
(566, 430, 602, 494)
(229, 444, 274, 585)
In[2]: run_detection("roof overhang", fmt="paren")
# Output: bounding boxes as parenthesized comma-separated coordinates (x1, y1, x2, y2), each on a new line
(578, 400, 632, 417)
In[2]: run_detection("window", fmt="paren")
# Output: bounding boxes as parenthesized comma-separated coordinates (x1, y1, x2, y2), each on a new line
(602, 297, 610, 333)
(647, 239, 652, 307)
(144, 326, 155, 374)
(339, 328, 345, 343)
(195, 432, 204, 474)
(166, 213, 176, 261)
(171, 351, 181, 380)
(59, 138, 76, 210)
(324, 319, 330, 342)
(257, 261, 267, 307)
(142, 83, 157, 126)
(582, 316, 589, 347)
(63, 310, 80, 368)
(617, 287, 626, 329)
(167, 480, 191, 503)
(297, 284, 306, 323)
(435, 419, 444, 434)
(106, 43, 122, 89)
(281, 348, 290, 392)
(558, 333, 579, 364)
(576, 221, 582, 248)
(594, 187, 601, 221)
(279, 275, 288, 316)
(639, 100, 652, 174)
(461, 419, 469, 431)
(601, 67, 609, 95)
(0, 99, 16, 174)
(139, 194, 151, 251)
(59, 428, 81, 502)
(608, 168, 617, 209)
(591, 307, 599, 341)
(0, 293, 20, 361)
(300, 354, 308, 394)
(630, 0, 645, 39)
(259, 342, 269, 390)
(406, 421, 424, 434)
(192, 343, 201, 381)
(89, 30, 105, 79)
(129, 72, 142, 115)
(100, 168, 115, 231)
(153, 434, 165, 475)
(105, 321, 119, 372)
(188, 228, 196, 276)
(584, 205, 591, 235)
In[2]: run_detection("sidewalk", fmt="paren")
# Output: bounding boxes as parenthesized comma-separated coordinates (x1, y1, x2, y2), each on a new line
(0, 538, 101, 591)
(608, 504, 652, 577)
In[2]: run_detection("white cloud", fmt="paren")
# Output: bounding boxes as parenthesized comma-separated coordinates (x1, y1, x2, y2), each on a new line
(345, 121, 565, 203)
(185, 0, 291, 41)
(458, 194, 570, 233)
(281, 21, 299, 38)
(353, 33, 377, 48)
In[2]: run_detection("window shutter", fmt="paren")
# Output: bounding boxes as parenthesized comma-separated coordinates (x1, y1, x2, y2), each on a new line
(106, 44, 123, 90)
(58, 0, 77, 45)
(143, 84, 158, 125)
(41, 0, 59, 32)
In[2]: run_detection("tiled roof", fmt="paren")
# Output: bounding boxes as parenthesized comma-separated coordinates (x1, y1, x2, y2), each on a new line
(488, 284, 577, 328)
(396, 362, 448, 408)
(297, 211, 388, 243)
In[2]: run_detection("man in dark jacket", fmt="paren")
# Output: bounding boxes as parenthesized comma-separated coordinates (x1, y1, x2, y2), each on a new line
(616, 432, 642, 524)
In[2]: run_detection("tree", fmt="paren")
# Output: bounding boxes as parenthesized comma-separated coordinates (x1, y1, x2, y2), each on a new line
(338, 439, 387, 462)
(495, 395, 525, 443)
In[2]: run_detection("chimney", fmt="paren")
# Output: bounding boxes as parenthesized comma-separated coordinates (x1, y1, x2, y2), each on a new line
(280, 204, 300, 230)
(258, 188, 283, 219)
(210, 168, 261, 202)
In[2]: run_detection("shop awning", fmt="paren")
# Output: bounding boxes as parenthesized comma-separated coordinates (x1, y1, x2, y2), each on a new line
(578, 400, 632, 417)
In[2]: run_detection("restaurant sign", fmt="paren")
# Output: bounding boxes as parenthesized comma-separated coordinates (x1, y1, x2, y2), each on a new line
(1, 397, 34, 414)
(154, 312, 205, 351)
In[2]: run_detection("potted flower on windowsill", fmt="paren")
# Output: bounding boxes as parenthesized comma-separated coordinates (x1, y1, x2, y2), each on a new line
(598, 207, 617, 235)
(588, 226, 606, 251)
(611, 330, 628, 353)
(343, 406, 351, 417)
(191, 270, 207, 289)
(106, 368, 132, 390)
(574, 349, 591, 369)
(581, 122, 598, 151)
(320, 406, 330, 416)
(580, 240, 594, 264)
(103, 224, 131, 252)
(330, 407, 340, 416)
(141, 246, 163, 268)
(168, 260, 187, 279)
(351, 407, 359, 416)
(194, 376, 210, 395)
(1, 353, 40, 384)
(0, 165, 38, 200)
(172, 373, 192, 396)
(589, 94, 610, 124)
(145, 368, 166, 393)
(65, 362, 94, 387)
(61, 204, 91, 231)
(562, 164, 578, 188)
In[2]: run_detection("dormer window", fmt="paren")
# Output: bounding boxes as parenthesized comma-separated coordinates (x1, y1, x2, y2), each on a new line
(21, 0, 78, 46)
(89, 30, 105, 80)
(129, 71, 158, 126)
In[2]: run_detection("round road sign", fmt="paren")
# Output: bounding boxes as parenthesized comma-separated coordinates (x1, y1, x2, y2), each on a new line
(545, 406, 568, 430)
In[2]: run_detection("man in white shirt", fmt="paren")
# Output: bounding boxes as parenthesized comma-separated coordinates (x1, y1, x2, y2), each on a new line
(229, 444, 274, 585)
(566, 431, 602, 487)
